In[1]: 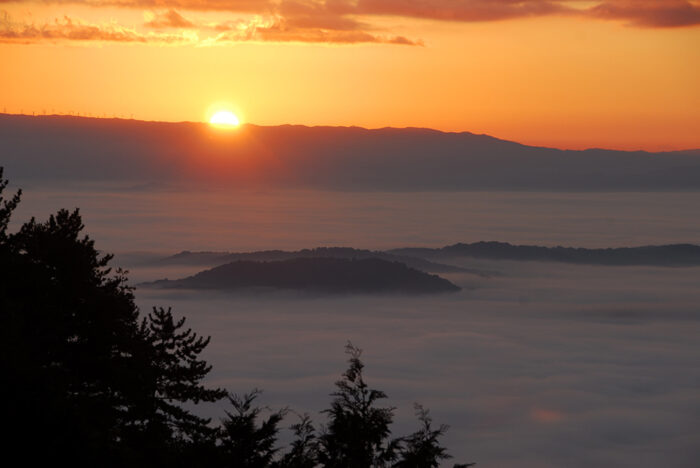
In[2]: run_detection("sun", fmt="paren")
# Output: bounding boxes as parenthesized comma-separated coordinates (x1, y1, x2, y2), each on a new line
(209, 110, 240, 127)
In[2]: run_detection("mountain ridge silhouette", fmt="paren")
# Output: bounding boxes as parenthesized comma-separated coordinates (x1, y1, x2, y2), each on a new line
(3, 114, 700, 190)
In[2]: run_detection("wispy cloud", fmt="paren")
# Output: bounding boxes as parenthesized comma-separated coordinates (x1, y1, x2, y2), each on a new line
(206, 13, 423, 45)
(588, 0, 700, 28)
(0, 0, 274, 12)
(2, 1, 698, 46)
(0, 11, 197, 43)
(5, 0, 700, 28)
(0, 9, 421, 45)
(356, 0, 573, 22)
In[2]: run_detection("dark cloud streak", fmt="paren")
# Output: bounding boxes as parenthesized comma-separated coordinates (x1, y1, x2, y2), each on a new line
(144, 8, 195, 28)
(4, 0, 700, 30)
(356, 0, 572, 22)
(3, 1, 698, 46)
(589, 0, 700, 28)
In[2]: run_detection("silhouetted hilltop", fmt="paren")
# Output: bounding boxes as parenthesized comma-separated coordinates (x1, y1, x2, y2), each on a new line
(2, 114, 700, 190)
(141, 257, 460, 294)
(160, 247, 468, 273)
(390, 242, 700, 266)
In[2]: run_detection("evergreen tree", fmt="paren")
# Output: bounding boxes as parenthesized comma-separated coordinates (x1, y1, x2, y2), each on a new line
(393, 404, 452, 468)
(0, 169, 224, 466)
(120, 307, 227, 464)
(219, 389, 287, 467)
(2, 207, 146, 464)
(318, 342, 401, 468)
(276, 413, 319, 468)
(143, 307, 227, 439)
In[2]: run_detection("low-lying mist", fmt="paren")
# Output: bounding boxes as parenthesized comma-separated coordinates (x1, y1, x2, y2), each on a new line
(13, 187, 700, 254)
(135, 258, 700, 468)
(9, 182, 700, 466)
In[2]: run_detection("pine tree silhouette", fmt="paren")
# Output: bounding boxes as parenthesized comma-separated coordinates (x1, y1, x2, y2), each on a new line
(219, 389, 287, 467)
(318, 342, 401, 467)
(276, 413, 319, 468)
(394, 404, 453, 468)
(0, 168, 225, 466)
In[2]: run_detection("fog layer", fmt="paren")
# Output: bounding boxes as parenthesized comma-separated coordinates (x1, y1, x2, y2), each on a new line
(135, 259, 700, 468)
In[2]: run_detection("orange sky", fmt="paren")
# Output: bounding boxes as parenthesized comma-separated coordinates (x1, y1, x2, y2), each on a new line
(1, 1, 699, 151)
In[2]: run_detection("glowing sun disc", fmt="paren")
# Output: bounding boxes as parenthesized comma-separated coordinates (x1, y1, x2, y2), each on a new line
(209, 110, 240, 127)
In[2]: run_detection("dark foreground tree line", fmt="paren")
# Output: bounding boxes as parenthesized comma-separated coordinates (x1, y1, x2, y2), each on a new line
(0, 168, 473, 467)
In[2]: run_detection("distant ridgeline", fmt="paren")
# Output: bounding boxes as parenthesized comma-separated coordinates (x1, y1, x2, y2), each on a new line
(159, 243, 700, 269)
(390, 242, 700, 266)
(160, 246, 472, 274)
(141, 257, 460, 294)
(3, 114, 700, 190)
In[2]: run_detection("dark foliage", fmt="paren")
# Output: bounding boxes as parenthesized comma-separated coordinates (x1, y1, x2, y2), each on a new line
(0, 169, 225, 466)
(218, 389, 287, 467)
(318, 343, 401, 467)
(142, 307, 227, 439)
(276, 413, 319, 468)
(394, 405, 452, 468)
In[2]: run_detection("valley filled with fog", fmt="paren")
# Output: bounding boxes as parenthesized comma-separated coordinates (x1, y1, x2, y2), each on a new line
(10, 186, 700, 467)
(137, 260, 700, 468)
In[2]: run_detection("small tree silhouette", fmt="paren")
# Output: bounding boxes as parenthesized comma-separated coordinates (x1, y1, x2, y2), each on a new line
(140, 307, 227, 441)
(394, 404, 453, 468)
(277, 413, 319, 468)
(318, 342, 401, 467)
(219, 389, 287, 467)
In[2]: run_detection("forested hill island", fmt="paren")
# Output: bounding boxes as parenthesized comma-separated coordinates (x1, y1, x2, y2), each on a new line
(140, 257, 461, 294)
(139, 242, 700, 294)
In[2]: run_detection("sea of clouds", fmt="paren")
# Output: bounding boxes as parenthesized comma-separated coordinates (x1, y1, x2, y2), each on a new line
(10, 186, 700, 467)
(135, 259, 700, 468)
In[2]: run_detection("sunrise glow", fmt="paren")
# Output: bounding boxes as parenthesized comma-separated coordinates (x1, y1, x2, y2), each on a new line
(1, 1, 698, 149)
(209, 110, 240, 127)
